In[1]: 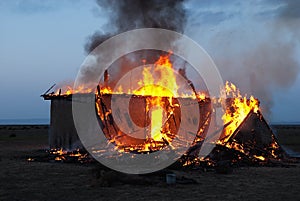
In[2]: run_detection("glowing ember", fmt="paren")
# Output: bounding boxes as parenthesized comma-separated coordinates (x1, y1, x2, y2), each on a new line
(49, 149, 90, 162)
(254, 155, 266, 161)
(27, 158, 34, 162)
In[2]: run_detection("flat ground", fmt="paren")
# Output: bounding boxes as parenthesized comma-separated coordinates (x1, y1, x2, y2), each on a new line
(1, 125, 300, 201)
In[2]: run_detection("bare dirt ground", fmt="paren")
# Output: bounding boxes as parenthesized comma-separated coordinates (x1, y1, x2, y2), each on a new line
(1, 126, 300, 201)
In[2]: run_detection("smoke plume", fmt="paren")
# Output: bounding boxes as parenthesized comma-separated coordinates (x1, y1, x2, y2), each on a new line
(83, 0, 299, 121)
(85, 0, 186, 53)
(80, 0, 188, 89)
(184, 0, 300, 119)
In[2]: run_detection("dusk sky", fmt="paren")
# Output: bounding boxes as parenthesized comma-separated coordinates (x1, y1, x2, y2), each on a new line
(0, 0, 299, 123)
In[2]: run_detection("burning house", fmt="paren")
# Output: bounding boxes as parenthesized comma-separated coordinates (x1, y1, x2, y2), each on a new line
(42, 53, 284, 166)
(39, 0, 292, 167)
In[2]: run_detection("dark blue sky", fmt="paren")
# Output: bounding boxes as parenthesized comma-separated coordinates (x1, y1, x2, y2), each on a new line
(0, 0, 299, 123)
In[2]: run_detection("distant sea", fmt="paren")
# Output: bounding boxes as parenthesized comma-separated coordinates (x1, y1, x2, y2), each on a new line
(271, 122, 300, 125)
(0, 118, 50, 125)
(0, 118, 298, 126)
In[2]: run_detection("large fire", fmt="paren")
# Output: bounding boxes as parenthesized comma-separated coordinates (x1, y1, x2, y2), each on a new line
(220, 81, 259, 142)
(95, 53, 196, 152)
(132, 54, 179, 142)
(47, 53, 275, 159)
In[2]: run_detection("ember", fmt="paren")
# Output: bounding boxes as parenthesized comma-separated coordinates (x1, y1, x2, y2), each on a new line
(50, 148, 91, 163)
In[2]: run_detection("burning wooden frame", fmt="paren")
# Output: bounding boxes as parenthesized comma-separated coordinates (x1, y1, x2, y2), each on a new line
(41, 54, 285, 166)
(42, 89, 284, 166)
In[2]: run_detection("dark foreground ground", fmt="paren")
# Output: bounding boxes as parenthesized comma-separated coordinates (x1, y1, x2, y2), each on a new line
(1, 125, 300, 201)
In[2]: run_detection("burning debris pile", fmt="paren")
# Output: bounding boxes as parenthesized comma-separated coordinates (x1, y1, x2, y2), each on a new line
(202, 83, 284, 167)
(41, 53, 285, 168)
(182, 110, 283, 169)
(26, 148, 94, 164)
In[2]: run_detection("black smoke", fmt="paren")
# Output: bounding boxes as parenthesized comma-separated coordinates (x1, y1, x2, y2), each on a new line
(85, 0, 187, 53)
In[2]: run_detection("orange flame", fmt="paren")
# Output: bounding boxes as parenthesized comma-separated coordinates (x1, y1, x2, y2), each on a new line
(48, 54, 265, 156)
(221, 81, 259, 142)
(133, 54, 178, 97)
(54, 84, 94, 95)
(133, 54, 178, 142)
